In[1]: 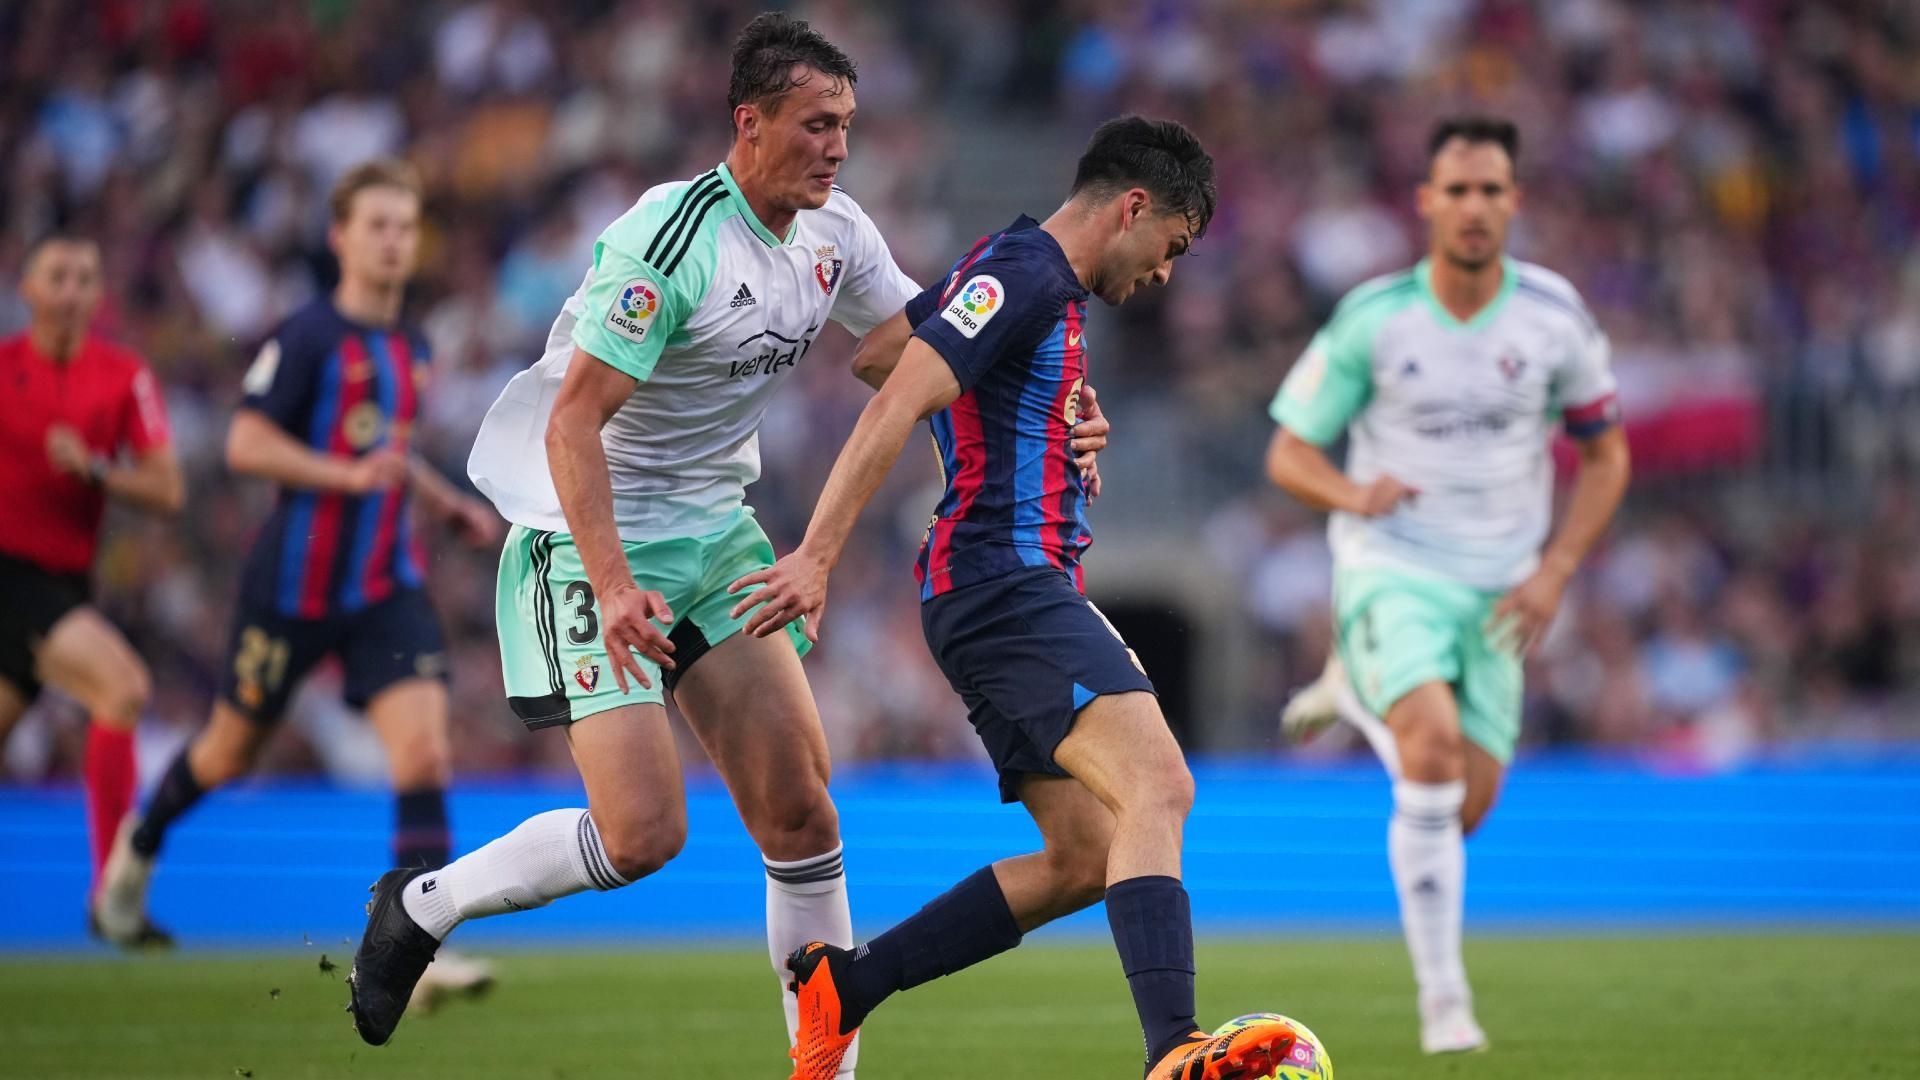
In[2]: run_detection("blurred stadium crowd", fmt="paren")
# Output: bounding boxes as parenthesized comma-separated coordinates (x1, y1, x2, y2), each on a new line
(2, 0, 1917, 782)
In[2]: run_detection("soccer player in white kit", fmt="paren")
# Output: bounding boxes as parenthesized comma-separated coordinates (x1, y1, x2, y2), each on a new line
(1266, 117, 1631, 1053)
(344, 12, 1109, 1064)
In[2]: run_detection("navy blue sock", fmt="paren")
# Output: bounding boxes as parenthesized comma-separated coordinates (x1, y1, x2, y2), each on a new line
(842, 865, 1022, 1028)
(130, 750, 205, 858)
(394, 787, 451, 869)
(1106, 875, 1199, 1070)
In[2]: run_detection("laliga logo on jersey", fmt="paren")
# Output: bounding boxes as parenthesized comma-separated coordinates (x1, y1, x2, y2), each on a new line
(606, 278, 660, 343)
(814, 244, 843, 295)
(941, 274, 1004, 339)
(574, 655, 600, 693)
(960, 279, 998, 315)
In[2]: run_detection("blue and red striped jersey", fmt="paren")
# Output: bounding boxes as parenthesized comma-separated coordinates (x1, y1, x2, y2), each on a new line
(906, 216, 1094, 600)
(237, 297, 431, 618)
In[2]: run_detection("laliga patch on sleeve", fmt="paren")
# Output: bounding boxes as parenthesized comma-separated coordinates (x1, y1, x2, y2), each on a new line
(1288, 341, 1329, 399)
(605, 278, 662, 343)
(242, 338, 281, 395)
(941, 274, 1005, 339)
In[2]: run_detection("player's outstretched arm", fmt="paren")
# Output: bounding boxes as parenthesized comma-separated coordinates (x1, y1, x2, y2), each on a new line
(1490, 424, 1629, 654)
(1264, 428, 1416, 516)
(546, 346, 674, 693)
(226, 409, 406, 495)
(729, 337, 962, 642)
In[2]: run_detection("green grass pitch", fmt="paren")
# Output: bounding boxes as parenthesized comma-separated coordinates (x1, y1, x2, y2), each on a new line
(2, 934, 1916, 1078)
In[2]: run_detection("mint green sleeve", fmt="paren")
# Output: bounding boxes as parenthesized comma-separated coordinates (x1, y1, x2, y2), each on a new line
(1269, 317, 1374, 446)
(569, 239, 694, 383)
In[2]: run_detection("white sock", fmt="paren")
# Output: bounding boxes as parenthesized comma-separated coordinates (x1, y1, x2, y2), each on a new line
(402, 809, 629, 940)
(765, 844, 858, 1076)
(1388, 780, 1469, 1002)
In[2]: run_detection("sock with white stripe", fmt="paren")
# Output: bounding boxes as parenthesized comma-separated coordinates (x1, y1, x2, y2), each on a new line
(765, 845, 857, 1075)
(1388, 780, 1469, 1001)
(402, 809, 629, 941)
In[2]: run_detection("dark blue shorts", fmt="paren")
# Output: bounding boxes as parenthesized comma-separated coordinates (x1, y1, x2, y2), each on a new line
(218, 589, 447, 724)
(920, 566, 1157, 803)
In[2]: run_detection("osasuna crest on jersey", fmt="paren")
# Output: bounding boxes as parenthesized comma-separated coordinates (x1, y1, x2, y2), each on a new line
(814, 244, 843, 295)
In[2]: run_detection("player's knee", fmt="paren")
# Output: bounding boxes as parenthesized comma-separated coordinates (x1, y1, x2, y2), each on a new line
(1044, 844, 1109, 910)
(99, 663, 152, 726)
(1398, 721, 1464, 781)
(598, 814, 687, 882)
(388, 729, 452, 789)
(743, 781, 839, 860)
(1128, 762, 1195, 826)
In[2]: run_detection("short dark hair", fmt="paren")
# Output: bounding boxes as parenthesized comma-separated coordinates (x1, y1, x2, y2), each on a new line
(23, 231, 96, 262)
(1070, 116, 1217, 238)
(728, 12, 857, 127)
(329, 158, 421, 224)
(21, 231, 98, 276)
(1427, 116, 1519, 169)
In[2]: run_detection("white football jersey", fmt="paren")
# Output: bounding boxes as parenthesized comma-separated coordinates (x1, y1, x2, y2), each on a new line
(469, 163, 919, 539)
(1271, 258, 1619, 590)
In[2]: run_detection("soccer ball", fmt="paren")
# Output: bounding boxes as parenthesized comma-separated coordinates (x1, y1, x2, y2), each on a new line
(1212, 1013, 1333, 1079)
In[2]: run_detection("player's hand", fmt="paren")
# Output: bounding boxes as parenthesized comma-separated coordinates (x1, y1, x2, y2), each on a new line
(448, 496, 504, 548)
(1070, 383, 1109, 471)
(1072, 384, 1108, 495)
(345, 450, 409, 494)
(1489, 565, 1569, 658)
(726, 547, 830, 644)
(45, 425, 91, 479)
(599, 580, 675, 693)
(1349, 475, 1419, 517)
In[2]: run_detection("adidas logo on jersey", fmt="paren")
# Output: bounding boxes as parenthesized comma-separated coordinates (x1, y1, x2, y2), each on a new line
(729, 283, 758, 308)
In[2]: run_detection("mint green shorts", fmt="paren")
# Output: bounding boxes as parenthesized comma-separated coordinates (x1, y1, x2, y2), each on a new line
(495, 510, 809, 729)
(1333, 565, 1522, 763)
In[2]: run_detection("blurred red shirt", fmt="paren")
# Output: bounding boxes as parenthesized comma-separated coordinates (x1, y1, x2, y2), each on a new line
(0, 332, 171, 574)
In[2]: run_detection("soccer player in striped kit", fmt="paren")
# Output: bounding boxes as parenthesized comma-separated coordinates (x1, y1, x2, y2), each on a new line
(96, 161, 502, 1008)
(0, 234, 182, 944)
(741, 116, 1300, 1080)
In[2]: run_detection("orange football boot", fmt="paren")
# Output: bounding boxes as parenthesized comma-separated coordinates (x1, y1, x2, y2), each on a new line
(1146, 1017, 1299, 1080)
(786, 941, 861, 1080)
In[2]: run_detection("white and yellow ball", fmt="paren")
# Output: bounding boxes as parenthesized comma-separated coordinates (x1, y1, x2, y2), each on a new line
(1212, 1013, 1333, 1080)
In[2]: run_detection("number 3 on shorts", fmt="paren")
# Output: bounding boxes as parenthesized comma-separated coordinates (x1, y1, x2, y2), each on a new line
(563, 580, 598, 646)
